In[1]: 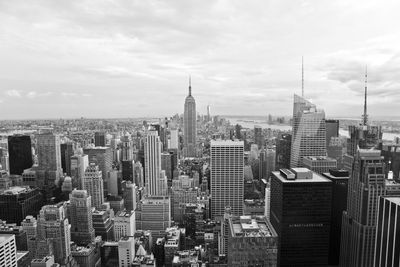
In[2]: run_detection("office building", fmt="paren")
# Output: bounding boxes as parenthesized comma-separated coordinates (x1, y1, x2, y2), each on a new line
(327, 137, 344, 169)
(60, 142, 74, 176)
(0, 221, 27, 251)
(94, 131, 106, 147)
(83, 163, 104, 210)
(340, 149, 386, 267)
(276, 133, 291, 170)
(121, 160, 134, 182)
(169, 129, 179, 150)
(374, 197, 400, 267)
(71, 242, 101, 267)
(0, 186, 42, 225)
(290, 94, 327, 168)
(8, 135, 32, 176)
(254, 126, 263, 148)
(271, 168, 332, 266)
(266, 148, 276, 180)
(325, 119, 339, 145)
(114, 210, 135, 241)
(210, 140, 244, 219)
(0, 234, 17, 267)
(36, 132, 63, 174)
(69, 189, 95, 245)
(92, 209, 114, 241)
(161, 152, 172, 181)
(227, 215, 278, 266)
(118, 236, 135, 267)
(121, 134, 133, 161)
(302, 156, 337, 174)
(136, 196, 171, 240)
(259, 149, 267, 180)
(183, 78, 197, 157)
(83, 146, 112, 194)
(37, 203, 71, 265)
(322, 169, 349, 265)
(145, 131, 167, 196)
(382, 143, 400, 182)
(30, 255, 55, 267)
(122, 181, 137, 212)
(70, 154, 89, 189)
(164, 227, 183, 267)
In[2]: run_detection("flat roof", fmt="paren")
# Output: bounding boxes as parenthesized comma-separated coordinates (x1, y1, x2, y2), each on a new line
(272, 171, 332, 183)
(0, 234, 14, 244)
(211, 140, 244, 146)
(385, 197, 400, 206)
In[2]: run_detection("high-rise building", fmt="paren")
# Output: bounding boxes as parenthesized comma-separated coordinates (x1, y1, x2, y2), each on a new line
(36, 132, 62, 172)
(183, 78, 197, 157)
(69, 189, 95, 245)
(92, 209, 114, 241)
(70, 154, 89, 189)
(226, 215, 278, 266)
(169, 129, 179, 150)
(94, 132, 106, 147)
(144, 131, 167, 196)
(259, 149, 267, 180)
(374, 197, 400, 267)
(382, 143, 400, 182)
(161, 152, 172, 181)
(122, 181, 137, 212)
(118, 236, 135, 267)
(270, 168, 332, 266)
(83, 163, 104, 210)
(325, 119, 339, 145)
(322, 169, 349, 265)
(340, 149, 386, 267)
(114, 210, 135, 241)
(8, 135, 32, 176)
(254, 126, 263, 149)
(60, 142, 74, 176)
(136, 196, 171, 240)
(210, 140, 244, 219)
(0, 186, 43, 225)
(37, 203, 71, 265)
(83, 147, 112, 194)
(290, 94, 327, 168)
(265, 148, 276, 180)
(0, 234, 17, 267)
(21, 215, 37, 256)
(276, 133, 291, 170)
(302, 156, 337, 174)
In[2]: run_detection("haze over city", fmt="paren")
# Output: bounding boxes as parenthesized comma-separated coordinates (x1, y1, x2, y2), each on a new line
(1, 0, 400, 119)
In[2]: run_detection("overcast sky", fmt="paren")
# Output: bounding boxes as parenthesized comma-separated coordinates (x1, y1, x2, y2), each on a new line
(0, 0, 399, 120)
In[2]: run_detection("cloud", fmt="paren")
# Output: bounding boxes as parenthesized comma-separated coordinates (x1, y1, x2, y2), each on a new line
(26, 91, 37, 98)
(5, 90, 21, 97)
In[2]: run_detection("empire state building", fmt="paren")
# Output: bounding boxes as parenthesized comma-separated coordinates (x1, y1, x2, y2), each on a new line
(183, 77, 197, 157)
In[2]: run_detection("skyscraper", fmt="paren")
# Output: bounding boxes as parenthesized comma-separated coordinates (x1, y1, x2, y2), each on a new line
(374, 197, 400, 267)
(183, 77, 197, 157)
(83, 163, 104, 210)
(340, 72, 386, 267)
(210, 140, 244, 219)
(0, 234, 17, 267)
(169, 129, 179, 150)
(70, 154, 89, 189)
(83, 147, 112, 194)
(37, 203, 71, 265)
(94, 131, 106, 147)
(8, 135, 33, 175)
(290, 94, 327, 168)
(276, 133, 291, 170)
(69, 189, 95, 245)
(36, 132, 63, 186)
(270, 168, 332, 266)
(60, 142, 74, 176)
(144, 131, 167, 196)
(254, 126, 263, 149)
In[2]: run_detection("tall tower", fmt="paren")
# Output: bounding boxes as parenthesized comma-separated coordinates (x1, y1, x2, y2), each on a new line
(8, 135, 33, 175)
(37, 203, 71, 265)
(83, 163, 104, 210)
(183, 77, 197, 157)
(210, 140, 244, 219)
(340, 71, 385, 267)
(145, 131, 167, 196)
(290, 94, 327, 168)
(69, 189, 95, 245)
(36, 132, 63, 186)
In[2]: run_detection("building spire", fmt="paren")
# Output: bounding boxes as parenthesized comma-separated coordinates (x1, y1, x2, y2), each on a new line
(302, 56, 304, 98)
(189, 75, 192, 96)
(362, 66, 368, 126)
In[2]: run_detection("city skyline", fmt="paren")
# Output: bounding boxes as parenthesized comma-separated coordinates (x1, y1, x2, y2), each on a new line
(1, 0, 400, 119)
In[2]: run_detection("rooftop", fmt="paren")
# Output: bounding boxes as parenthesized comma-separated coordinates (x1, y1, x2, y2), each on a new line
(1, 186, 32, 195)
(210, 140, 244, 146)
(273, 169, 332, 183)
(385, 197, 400, 206)
(229, 215, 277, 238)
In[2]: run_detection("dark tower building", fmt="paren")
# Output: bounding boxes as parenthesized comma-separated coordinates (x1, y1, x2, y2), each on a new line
(254, 126, 263, 149)
(94, 132, 106, 147)
(325, 119, 339, 145)
(60, 142, 74, 176)
(270, 168, 332, 266)
(275, 133, 291, 170)
(183, 77, 197, 157)
(8, 135, 33, 175)
(322, 169, 349, 265)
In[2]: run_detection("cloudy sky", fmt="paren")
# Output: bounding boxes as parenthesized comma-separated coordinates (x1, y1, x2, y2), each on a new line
(1, 0, 400, 120)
